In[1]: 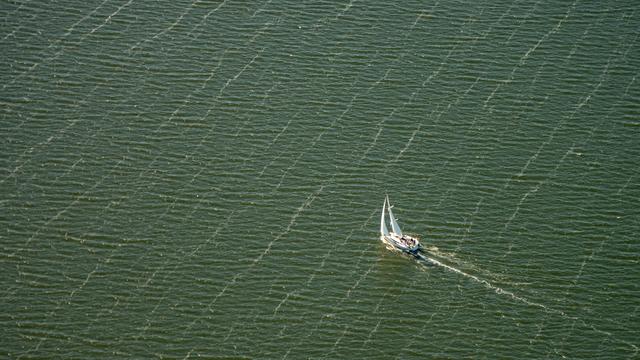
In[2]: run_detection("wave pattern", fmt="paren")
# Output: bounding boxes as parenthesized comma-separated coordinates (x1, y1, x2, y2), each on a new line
(1, 0, 639, 358)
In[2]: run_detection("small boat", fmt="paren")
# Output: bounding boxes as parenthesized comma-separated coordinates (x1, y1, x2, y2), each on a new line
(380, 195, 421, 254)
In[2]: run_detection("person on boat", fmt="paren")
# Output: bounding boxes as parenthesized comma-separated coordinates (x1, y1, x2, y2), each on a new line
(402, 237, 410, 247)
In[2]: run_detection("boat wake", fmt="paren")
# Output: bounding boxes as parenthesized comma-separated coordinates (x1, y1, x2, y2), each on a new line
(414, 251, 564, 315)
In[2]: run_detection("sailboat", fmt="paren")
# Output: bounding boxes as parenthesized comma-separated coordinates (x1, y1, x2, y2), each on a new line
(380, 195, 421, 254)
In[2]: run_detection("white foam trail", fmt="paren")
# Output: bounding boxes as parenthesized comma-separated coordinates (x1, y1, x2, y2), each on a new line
(187, 0, 228, 38)
(2, 0, 110, 90)
(272, 290, 297, 316)
(252, 0, 273, 17)
(131, 0, 198, 51)
(87, 0, 134, 36)
(416, 253, 563, 315)
(520, 0, 576, 65)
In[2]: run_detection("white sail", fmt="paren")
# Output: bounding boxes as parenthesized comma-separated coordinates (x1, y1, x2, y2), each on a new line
(380, 197, 389, 236)
(387, 196, 402, 236)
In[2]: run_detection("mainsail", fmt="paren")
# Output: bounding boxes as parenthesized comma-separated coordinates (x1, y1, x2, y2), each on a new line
(380, 197, 390, 236)
(387, 196, 403, 236)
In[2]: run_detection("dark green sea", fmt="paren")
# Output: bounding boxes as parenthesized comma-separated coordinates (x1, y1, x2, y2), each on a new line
(2, 0, 639, 358)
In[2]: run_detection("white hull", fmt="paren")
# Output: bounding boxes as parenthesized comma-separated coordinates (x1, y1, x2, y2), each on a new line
(380, 233, 421, 254)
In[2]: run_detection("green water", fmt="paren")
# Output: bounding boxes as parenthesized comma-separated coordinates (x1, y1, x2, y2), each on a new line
(2, 0, 639, 358)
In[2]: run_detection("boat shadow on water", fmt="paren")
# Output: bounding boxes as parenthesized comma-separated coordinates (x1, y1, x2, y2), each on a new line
(412, 250, 438, 267)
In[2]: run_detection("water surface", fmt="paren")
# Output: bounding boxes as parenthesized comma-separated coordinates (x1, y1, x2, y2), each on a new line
(1, 0, 639, 358)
